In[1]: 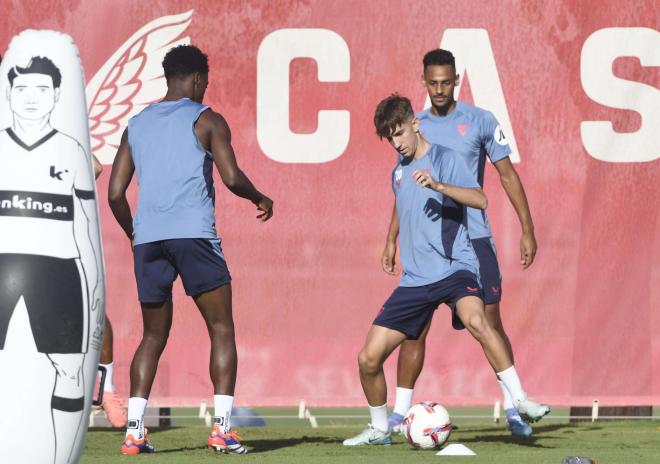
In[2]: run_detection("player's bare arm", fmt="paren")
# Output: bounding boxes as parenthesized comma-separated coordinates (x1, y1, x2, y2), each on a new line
(108, 129, 136, 241)
(412, 169, 487, 210)
(381, 204, 399, 275)
(196, 109, 273, 222)
(493, 157, 536, 268)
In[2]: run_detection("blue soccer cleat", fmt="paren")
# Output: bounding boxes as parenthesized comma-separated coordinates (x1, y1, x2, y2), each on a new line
(388, 412, 405, 433)
(505, 408, 533, 437)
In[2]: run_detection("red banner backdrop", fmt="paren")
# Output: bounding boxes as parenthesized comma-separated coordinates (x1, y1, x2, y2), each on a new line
(1, 0, 658, 406)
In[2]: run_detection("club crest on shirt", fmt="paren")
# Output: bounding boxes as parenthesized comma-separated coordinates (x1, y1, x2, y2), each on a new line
(394, 168, 403, 188)
(457, 124, 468, 136)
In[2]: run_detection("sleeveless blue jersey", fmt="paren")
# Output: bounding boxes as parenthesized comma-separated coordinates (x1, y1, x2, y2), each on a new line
(417, 102, 511, 239)
(128, 98, 217, 245)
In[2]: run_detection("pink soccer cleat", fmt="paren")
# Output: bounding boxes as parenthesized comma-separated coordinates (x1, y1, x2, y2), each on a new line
(101, 391, 128, 428)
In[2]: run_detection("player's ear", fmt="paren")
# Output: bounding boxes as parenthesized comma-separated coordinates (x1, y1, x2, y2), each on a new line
(192, 72, 203, 94)
(455, 73, 460, 87)
(412, 116, 420, 132)
(54, 88, 60, 102)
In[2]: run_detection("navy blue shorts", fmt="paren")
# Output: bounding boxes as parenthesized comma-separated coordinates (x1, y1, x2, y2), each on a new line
(471, 237, 502, 305)
(373, 270, 483, 339)
(133, 238, 231, 303)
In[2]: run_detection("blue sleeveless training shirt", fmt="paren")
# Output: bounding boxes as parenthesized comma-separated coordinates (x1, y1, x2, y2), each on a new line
(128, 98, 217, 245)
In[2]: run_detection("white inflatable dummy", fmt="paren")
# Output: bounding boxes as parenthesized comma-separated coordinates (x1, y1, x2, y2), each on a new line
(0, 30, 105, 464)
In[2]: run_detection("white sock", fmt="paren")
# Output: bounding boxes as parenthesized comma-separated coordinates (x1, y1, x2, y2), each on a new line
(126, 397, 148, 439)
(368, 403, 389, 433)
(498, 380, 515, 410)
(99, 362, 115, 393)
(213, 394, 234, 434)
(393, 387, 414, 416)
(497, 366, 526, 404)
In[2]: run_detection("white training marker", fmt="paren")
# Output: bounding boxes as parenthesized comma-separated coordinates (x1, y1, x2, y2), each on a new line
(436, 443, 477, 456)
(205, 411, 213, 427)
(493, 399, 501, 423)
(303, 408, 318, 428)
(198, 400, 207, 418)
(591, 399, 599, 422)
(298, 400, 306, 419)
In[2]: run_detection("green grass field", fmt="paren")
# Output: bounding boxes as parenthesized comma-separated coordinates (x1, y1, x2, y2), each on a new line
(82, 407, 660, 463)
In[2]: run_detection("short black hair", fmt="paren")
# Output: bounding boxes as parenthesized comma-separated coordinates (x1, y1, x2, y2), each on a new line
(162, 45, 209, 80)
(8, 56, 61, 88)
(373, 94, 414, 139)
(423, 49, 455, 70)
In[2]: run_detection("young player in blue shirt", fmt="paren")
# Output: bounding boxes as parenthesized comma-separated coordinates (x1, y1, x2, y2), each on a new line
(343, 94, 548, 446)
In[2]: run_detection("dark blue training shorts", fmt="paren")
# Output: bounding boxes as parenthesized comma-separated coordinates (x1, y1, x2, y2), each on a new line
(471, 237, 502, 305)
(373, 270, 483, 339)
(133, 238, 231, 303)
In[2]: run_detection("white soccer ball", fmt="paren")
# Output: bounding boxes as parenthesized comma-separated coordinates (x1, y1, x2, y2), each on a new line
(402, 402, 452, 449)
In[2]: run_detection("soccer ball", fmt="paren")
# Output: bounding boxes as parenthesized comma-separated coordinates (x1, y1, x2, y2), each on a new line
(402, 402, 452, 449)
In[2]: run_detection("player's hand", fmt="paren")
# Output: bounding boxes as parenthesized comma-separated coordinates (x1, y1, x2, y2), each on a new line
(412, 169, 440, 191)
(255, 194, 273, 222)
(381, 241, 399, 275)
(520, 231, 537, 269)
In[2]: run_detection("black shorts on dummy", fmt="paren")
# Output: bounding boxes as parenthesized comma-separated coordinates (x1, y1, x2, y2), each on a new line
(0, 254, 86, 353)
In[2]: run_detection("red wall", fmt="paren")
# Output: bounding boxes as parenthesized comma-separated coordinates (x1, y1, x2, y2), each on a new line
(2, 0, 658, 406)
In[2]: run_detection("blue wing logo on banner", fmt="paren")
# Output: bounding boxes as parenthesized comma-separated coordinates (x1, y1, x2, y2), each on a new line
(86, 10, 193, 164)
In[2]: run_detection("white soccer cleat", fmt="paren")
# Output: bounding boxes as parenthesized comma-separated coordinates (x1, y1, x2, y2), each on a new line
(342, 425, 392, 446)
(514, 397, 551, 423)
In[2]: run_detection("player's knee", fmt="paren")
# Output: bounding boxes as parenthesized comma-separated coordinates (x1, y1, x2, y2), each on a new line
(358, 349, 381, 376)
(207, 319, 235, 339)
(465, 314, 490, 340)
(143, 329, 170, 351)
